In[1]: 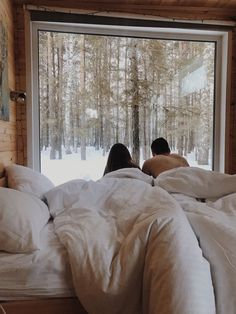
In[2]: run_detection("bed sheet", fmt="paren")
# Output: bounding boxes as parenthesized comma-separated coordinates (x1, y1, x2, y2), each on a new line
(0, 222, 75, 300)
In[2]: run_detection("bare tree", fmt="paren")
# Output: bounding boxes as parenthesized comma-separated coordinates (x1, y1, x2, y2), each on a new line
(130, 39, 140, 165)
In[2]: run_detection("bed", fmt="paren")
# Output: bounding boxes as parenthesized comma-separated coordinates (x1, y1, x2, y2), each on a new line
(0, 164, 87, 314)
(0, 164, 235, 313)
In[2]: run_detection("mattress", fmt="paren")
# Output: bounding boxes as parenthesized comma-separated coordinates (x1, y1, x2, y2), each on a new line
(0, 221, 75, 300)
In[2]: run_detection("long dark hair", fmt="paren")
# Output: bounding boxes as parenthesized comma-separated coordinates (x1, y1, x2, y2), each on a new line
(103, 143, 139, 175)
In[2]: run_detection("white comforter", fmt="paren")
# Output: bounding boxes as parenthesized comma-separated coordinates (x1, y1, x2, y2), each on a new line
(45, 168, 215, 314)
(155, 166, 236, 314)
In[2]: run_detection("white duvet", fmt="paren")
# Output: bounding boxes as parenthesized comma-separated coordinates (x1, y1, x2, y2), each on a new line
(45, 168, 216, 314)
(155, 167, 236, 314)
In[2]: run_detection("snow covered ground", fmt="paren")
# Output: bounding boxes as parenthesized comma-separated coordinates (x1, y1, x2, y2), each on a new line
(41, 146, 211, 185)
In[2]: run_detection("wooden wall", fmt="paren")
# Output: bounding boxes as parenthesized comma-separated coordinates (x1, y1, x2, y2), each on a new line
(231, 30, 236, 174)
(12, 1, 236, 173)
(14, 3, 27, 166)
(0, 0, 17, 174)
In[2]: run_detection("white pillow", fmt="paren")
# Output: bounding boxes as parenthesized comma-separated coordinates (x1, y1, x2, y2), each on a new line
(45, 179, 87, 218)
(0, 187, 50, 253)
(5, 164, 54, 199)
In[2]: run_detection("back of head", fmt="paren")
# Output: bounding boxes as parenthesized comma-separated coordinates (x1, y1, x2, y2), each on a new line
(104, 143, 132, 175)
(151, 137, 170, 155)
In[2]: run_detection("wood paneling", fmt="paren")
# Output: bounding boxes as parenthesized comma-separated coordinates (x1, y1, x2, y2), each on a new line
(12, 0, 236, 8)
(11, 0, 236, 173)
(13, 0, 236, 20)
(230, 27, 236, 173)
(0, 0, 17, 168)
(0, 151, 16, 175)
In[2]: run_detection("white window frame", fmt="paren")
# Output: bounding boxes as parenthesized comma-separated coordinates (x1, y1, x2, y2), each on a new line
(26, 19, 231, 173)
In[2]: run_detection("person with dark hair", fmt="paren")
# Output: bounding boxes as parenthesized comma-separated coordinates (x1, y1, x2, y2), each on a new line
(142, 137, 189, 178)
(103, 143, 140, 176)
(151, 137, 171, 155)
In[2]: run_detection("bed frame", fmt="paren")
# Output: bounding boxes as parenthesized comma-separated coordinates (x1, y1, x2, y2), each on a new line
(0, 166, 88, 314)
(0, 298, 87, 314)
(0, 176, 6, 187)
(0, 170, 6, 187)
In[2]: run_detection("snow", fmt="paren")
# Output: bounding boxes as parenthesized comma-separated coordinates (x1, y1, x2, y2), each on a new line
(41, 146, 211, 186)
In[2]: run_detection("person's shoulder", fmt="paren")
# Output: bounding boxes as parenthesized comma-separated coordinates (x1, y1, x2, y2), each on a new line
(143, 156, 155, 163)
(169, 153, 189, 165)
(170, 153, 185, 159)
(142, 157, 155, 174)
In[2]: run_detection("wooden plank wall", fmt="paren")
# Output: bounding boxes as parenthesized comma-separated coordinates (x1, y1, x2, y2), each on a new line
(12, 1, 236, 173)
(0, 0, 17, 175)
(231, 29, 236, 174)
(13, 3, 27, 166)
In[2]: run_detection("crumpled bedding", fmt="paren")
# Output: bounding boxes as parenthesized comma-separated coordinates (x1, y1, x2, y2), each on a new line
(45, 168, 215, 314)
(155, 166, 236, 314)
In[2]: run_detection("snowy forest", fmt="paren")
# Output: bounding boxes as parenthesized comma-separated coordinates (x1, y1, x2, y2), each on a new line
(38, 31, 215, 168)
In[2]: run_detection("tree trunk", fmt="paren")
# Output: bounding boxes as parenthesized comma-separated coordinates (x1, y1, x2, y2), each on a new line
(80, 35, 86, 160)
(130, 40, 140, 165)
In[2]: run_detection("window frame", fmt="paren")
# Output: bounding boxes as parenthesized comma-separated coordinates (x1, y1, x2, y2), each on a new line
(26, 17, 231, 173)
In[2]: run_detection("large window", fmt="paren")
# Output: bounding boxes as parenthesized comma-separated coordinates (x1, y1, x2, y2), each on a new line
(28, 18, 230, 184)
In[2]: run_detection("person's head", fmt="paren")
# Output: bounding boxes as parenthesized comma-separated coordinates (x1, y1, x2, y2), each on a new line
(104, 143, 133, 175)
(151, 137, 170, 156)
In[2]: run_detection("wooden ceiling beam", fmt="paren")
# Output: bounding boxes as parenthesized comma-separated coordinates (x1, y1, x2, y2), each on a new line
(12, 0, 236, 7)
(12, 1, 236, 21)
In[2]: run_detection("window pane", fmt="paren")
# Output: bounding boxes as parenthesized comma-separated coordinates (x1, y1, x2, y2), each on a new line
(38, 31, 215, 184)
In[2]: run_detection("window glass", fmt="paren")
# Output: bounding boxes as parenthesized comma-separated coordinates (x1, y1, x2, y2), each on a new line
(38, 30, 215, 184)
